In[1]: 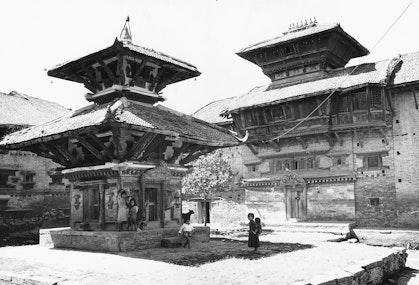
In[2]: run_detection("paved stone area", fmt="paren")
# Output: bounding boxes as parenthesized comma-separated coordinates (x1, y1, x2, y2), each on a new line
(0, 231, 409, 285)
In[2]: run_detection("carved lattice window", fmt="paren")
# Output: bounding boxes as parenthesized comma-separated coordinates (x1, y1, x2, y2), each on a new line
(364, 155, 382, 169)
(337, 95, 350, 113)
(369, 87, 382, 108)
(352, 91, 368, 111)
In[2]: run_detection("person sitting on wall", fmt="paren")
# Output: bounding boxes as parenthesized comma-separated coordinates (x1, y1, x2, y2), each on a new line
(178, 219, 194, 249)
(128, 198, 139, 231)
(117, 189, 129, 231)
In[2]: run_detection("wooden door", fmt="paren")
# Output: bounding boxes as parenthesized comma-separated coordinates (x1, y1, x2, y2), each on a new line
(286, 187, 306, 220)
(82, 186, 100, 222)
(290, 190, 303, 218)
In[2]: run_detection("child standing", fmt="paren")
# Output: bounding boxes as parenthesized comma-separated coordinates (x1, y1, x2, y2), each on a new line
(128, 198, 139, 231)
(178, 219, 194, 248)
(255, 217, 262, 249)
(247, 213, 260, 251)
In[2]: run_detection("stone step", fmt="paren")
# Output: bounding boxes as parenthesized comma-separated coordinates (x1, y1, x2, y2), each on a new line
(161, 237, 183, 248)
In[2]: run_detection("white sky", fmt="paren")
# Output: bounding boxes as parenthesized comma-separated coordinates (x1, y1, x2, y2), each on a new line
(1, 0, 418, 115)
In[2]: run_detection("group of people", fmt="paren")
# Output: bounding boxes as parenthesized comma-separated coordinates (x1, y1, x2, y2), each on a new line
(116, 190, 262, 251)
(117, 189, 141, 231)
(177, 212, 262, 251)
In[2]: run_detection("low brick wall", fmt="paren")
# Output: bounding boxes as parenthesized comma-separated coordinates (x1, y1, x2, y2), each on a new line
(303, 248, 407, 285)
(45, 226, 210, 252)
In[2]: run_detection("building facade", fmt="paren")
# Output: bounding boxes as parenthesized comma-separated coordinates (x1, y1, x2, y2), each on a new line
(0, 91, 70, 216)
(194, 21, 419, 228)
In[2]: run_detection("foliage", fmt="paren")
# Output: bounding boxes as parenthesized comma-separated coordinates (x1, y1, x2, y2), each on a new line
(182, 149, 234, 199)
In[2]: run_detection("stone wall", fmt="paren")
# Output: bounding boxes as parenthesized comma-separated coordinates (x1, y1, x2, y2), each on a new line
(305, 248, 407, 285)
(50, 229, 165, 251)
(393, 88, 419, 227)
(0, 151, 62, 192)
(307, 182, 355, 221)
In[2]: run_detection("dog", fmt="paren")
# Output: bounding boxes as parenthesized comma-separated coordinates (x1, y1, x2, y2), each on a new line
(182, 210, 194, 223)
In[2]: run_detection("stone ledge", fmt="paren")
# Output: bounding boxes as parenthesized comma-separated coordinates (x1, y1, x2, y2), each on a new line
(305, 248, 407, 285)
(44, 226, 210, 252)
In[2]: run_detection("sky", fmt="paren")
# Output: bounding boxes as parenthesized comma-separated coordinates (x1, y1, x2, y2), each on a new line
(0, 0, 418, 115)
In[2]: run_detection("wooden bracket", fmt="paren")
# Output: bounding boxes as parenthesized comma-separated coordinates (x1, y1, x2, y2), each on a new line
(334, 132, 343, 146)
(97, 59, 117, 84)
(296, 137, 307, 149)
(324, 134, 334, 147)
(87, 132, 114, 160)
(74, 135, 104, 162)
(126, 132, 158, 160)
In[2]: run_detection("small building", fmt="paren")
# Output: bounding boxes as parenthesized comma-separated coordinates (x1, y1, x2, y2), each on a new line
(0, 91, 70, 215)
(194, 20, 419, 228)
(0, 21, 238, 251)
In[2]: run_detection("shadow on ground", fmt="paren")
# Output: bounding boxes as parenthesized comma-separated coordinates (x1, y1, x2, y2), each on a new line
(384, 267, 419, 285)
(115, 237, 313, 267)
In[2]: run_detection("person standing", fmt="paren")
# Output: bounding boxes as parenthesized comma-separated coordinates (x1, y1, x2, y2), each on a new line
(128, 198, 139, 231)
(178, 219, 194, 248)
(117, 190, 129, 231)
(247, 213, 259, 251)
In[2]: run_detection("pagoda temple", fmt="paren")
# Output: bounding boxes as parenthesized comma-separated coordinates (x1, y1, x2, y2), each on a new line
(0, 19, 239, 251)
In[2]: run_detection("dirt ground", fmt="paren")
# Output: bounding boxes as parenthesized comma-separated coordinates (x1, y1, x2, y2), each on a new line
(0, 230, 412, 285)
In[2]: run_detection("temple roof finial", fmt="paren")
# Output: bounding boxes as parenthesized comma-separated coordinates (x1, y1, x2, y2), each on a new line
(120, 16, 132, 44)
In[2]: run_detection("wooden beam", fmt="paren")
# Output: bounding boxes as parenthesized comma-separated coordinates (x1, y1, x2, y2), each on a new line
(379, 128, 389, 145)
(246, 143, 258, 155)
(97, 59, 117, 84)
(43, 142, 76, 167)
(412, 87, 418, 110)
(385, 89, 394, 114)
(296, 137, 308, 149)
(39, 143, 69, 167)
(86, 132, 114, 160)
(126, 132, 158, 160)
(53, 143, 78, 166)
(74, 135, 105, 162)
(167, 142, 190, 164)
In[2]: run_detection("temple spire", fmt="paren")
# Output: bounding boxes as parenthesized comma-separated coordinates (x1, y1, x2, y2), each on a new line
(120, 16, 132, 44)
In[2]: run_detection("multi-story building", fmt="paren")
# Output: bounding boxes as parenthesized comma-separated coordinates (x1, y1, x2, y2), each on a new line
(0, 91, 70, 214)
(194, 20, 419, 228)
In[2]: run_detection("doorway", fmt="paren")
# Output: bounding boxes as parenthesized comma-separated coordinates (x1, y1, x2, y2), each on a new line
(285, 186, 306, 221)
(199, 201, 211, 224)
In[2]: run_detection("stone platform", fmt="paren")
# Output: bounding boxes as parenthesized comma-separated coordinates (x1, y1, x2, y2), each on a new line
(41, 226, 210, 252)
(353, 227, 419, 248)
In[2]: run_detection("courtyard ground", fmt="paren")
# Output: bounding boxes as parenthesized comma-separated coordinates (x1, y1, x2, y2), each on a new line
(0, 229, 414, 284)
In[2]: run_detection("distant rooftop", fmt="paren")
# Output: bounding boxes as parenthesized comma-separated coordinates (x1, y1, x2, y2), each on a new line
(0, 91, 70, 127)
(237, 22, 368, 56)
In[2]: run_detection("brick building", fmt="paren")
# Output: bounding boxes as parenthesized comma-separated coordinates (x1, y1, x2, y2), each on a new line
(0, 91, 70, 214)
(194, 21, 419, 228)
